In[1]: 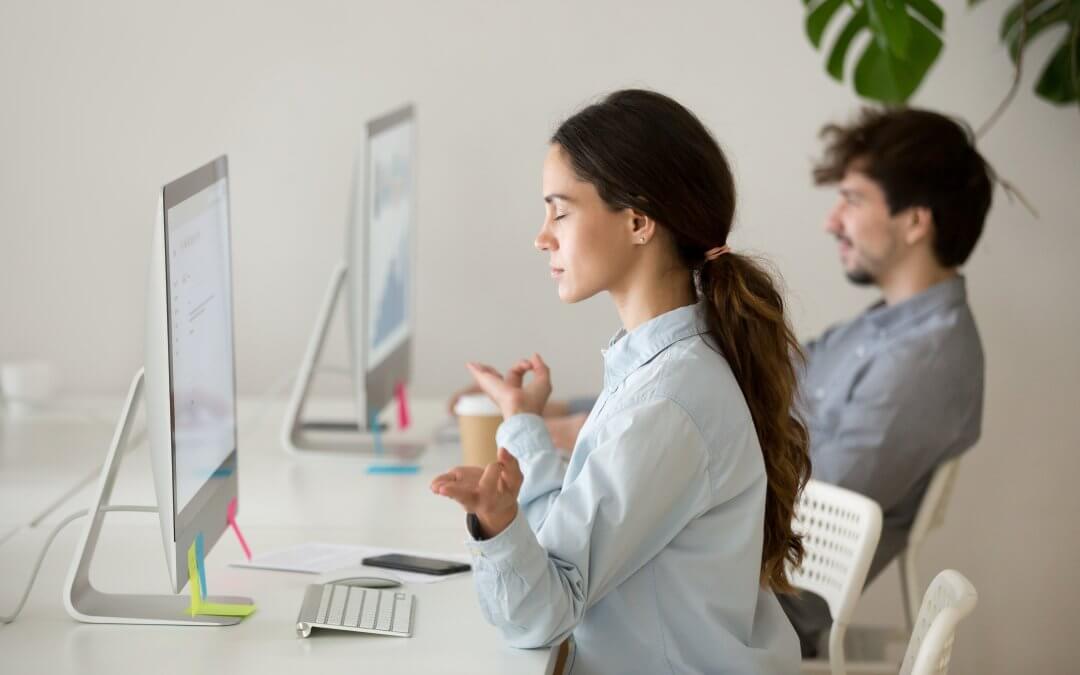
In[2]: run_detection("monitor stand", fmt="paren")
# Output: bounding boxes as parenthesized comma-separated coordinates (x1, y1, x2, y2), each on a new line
(281, 262, 423, 457)
(64, 369, 253, 625)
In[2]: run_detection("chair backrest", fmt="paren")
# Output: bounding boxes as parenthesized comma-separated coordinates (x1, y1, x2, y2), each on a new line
(789, 479, 883, 626)
(907, 458, 961, 554)
(900, 569, 978, 675)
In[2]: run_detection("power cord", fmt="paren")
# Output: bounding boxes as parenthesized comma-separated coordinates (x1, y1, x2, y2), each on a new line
(0, 505, 156, 625)
(1, 364, 348, 548)
(0, 363, 357, 619)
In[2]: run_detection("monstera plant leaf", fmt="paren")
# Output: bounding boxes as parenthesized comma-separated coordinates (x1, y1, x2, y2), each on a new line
(803, 0, 945, 103)
(995, 0, 1080, 104)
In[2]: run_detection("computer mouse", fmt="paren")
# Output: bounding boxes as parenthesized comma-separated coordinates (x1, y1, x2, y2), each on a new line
(327, 576, 402, 589)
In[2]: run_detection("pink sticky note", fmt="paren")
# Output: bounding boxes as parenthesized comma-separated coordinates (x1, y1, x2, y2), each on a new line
(226, 497, 252, 561)
(395, 382, 411, 430)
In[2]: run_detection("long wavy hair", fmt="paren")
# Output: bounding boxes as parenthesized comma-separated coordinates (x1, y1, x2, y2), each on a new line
(552, 89, 811, 593)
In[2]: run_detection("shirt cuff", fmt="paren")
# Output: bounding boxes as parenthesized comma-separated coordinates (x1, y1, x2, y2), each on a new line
(496, 413, 555, 461)
(463, 508, 546, 574)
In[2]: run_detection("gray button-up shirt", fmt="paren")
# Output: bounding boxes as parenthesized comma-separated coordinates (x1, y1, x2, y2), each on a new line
(798, 275, 984, 578)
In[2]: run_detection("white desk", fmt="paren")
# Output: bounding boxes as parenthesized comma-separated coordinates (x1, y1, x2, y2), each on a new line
(0, 399, 554, 674)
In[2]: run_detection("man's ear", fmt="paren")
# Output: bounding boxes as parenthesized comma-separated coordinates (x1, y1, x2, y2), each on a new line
(902, 206, 934, 247)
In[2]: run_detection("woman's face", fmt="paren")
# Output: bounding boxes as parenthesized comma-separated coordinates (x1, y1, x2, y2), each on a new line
(535, 144, 638, 303)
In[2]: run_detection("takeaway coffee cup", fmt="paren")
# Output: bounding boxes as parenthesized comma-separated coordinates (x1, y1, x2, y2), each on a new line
(454, 394, 502, 467)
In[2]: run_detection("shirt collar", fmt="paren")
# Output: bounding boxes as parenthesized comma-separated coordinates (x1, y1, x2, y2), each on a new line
(866, 275, 968, 333)
(601, 303, 708, 391)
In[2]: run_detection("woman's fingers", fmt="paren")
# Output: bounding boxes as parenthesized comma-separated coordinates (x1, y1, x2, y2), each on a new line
(477, 461, 501, 495)
(467, 361, 503, 379)
(434, 480, 476, 508)
(506, 359, 533, 388)
(430, 468, 464, 493)
(529, 353, 551, 383)
(466, 363, 507, 399)
(498, 447, 524, 493)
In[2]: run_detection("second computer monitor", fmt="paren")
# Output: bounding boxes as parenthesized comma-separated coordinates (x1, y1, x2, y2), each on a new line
(347, 104, 416, 424)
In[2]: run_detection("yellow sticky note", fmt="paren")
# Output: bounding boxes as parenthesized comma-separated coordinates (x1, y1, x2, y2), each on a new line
(196, 602, 256, 617)
(187, 542, 203, 615)
(187, 539, 255, 618)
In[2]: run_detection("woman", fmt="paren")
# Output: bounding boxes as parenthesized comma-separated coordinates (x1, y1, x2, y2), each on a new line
(431, 90, 810, 674)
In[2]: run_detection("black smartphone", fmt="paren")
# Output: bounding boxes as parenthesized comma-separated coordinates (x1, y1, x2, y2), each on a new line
(361, 553, 471, 576)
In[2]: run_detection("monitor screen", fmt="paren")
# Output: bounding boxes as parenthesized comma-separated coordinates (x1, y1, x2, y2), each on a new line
(364, 115, 414, 372)
(164, 176, 236, 514)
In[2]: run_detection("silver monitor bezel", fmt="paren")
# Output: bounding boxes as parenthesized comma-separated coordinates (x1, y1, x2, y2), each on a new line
(347, 104, 416, 425)
(157, 155, 239, 592)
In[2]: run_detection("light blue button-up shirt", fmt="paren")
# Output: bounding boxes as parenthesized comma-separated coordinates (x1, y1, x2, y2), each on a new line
(463, 303, 800, 674)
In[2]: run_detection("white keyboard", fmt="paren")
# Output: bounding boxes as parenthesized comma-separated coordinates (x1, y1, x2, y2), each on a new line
(296, 583, 415, 638)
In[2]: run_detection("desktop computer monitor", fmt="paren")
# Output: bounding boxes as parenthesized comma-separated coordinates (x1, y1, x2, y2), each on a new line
(145, 155, 239, 593)
(347, 105, 416, 425)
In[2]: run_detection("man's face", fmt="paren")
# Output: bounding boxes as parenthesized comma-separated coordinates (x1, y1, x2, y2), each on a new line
(823, 170, 905, 286)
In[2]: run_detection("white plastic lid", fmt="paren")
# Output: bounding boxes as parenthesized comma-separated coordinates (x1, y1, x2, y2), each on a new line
(453, 393, 500, 416)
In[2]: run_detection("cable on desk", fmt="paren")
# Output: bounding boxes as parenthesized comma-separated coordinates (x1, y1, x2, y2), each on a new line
(4, 365, 350, 539)
(26, 428, 147, 529)
(0, 505, 155, 625)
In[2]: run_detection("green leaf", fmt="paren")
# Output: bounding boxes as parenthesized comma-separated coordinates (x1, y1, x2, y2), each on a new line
(854, 14, 943, 101)
(1001, 0, 1057, 43)
(868, 0, 913, 57)
(827, 6, 870, 81)
(1003, 1, 1068, 63)
(909, 0, 945, 30)
(807, 0, 943, 101)
(1034, 24, 1080, 102)
(807, 0, 847, 48)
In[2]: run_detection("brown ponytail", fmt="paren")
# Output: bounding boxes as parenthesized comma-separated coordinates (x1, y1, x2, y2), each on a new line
(552, 88, 812, 593)
(698, 253, 810, 593)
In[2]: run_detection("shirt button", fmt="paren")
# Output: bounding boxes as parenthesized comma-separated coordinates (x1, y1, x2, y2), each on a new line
(855, 345, 866, 358)
(814, 388, 825, 400)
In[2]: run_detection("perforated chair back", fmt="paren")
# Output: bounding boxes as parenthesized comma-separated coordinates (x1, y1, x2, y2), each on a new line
(899, 458, 961, 629)
(789, 479, 883, 675)
(899, 569, 977, 675)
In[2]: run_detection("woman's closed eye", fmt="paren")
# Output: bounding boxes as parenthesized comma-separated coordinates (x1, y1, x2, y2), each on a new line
(554, 212, 568, 221)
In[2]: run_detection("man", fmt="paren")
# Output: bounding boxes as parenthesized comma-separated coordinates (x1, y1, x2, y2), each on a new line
(450, 106, 992, 656)
(778, 107, 991, 655)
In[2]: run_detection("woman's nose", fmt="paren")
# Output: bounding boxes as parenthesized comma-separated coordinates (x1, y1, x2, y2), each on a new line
(535, 224, 555, 251)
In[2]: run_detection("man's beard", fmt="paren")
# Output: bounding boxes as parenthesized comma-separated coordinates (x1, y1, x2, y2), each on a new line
(845, 268, 876, 286)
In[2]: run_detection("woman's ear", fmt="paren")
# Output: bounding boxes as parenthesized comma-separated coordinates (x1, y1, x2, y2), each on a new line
(628, 209, 655, 245)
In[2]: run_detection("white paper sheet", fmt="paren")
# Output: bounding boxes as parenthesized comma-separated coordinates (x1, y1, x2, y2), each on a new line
(229, 542, 472, 584)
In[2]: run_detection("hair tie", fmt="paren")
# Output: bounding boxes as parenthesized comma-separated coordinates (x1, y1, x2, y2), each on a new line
(704, 245, 731, 261)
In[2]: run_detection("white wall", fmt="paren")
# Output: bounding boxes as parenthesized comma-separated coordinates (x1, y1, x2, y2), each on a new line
(2, 1, 1077, 671)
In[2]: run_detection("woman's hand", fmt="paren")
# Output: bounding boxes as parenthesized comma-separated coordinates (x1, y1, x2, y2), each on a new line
(466, 353, 552, 419)
(430, 447, 523, 538)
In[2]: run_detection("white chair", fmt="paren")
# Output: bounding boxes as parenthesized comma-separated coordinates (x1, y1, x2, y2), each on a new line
(899, 569, 977, 675)
(898, 458, 961, 631)
(789, 479, 883, 675)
